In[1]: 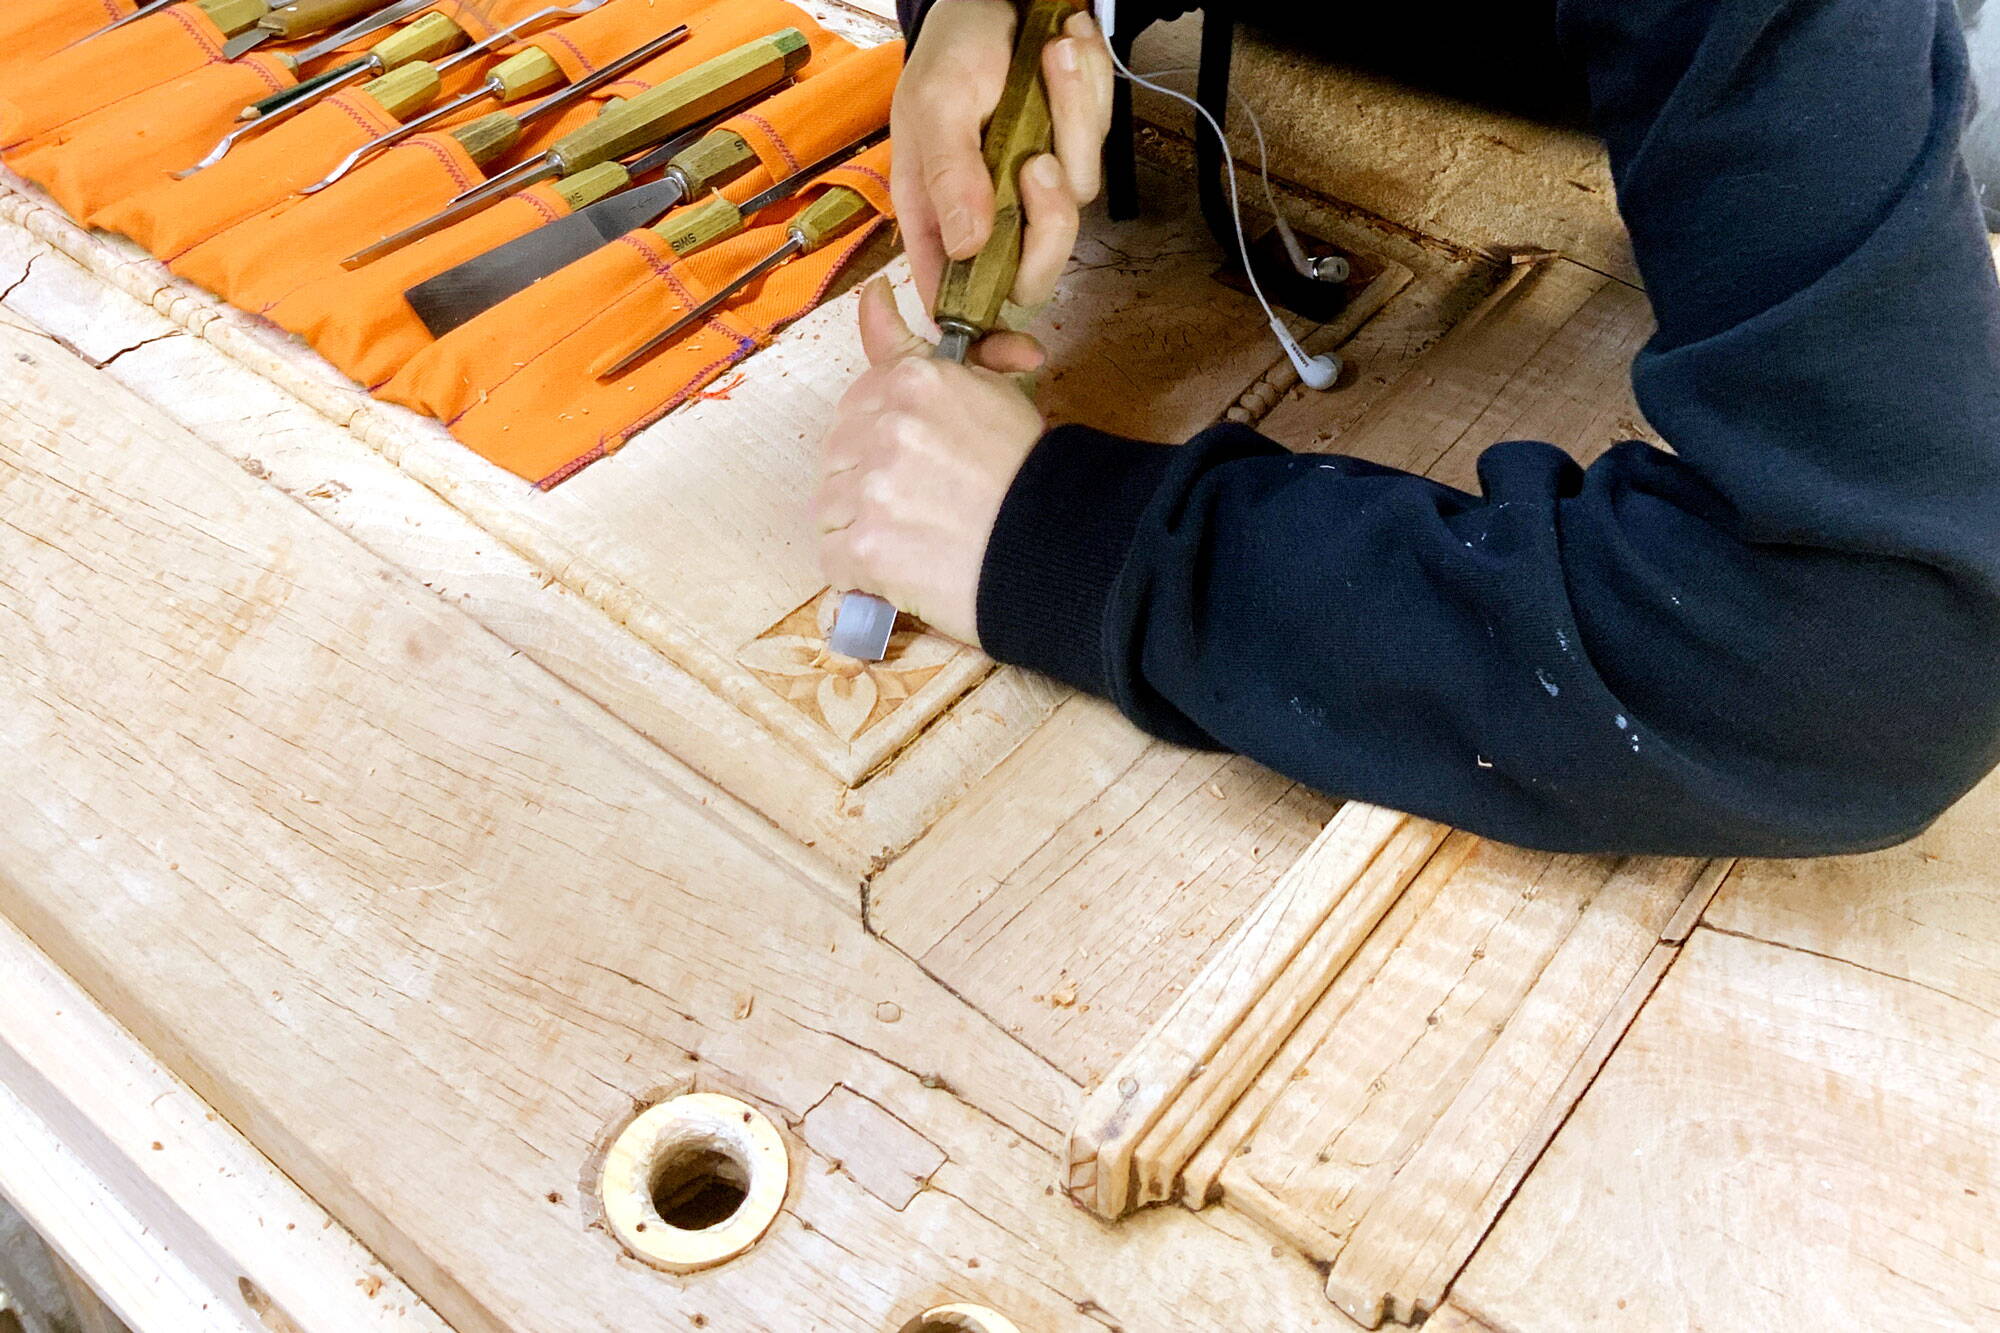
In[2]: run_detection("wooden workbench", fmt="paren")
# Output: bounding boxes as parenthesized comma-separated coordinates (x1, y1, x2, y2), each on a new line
(1, 5, 1995, 1328)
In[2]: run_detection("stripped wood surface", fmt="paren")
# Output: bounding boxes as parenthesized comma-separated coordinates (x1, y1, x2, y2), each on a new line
(0, 917, 445, 1333)
(1449, 925, 2000, 1331)
(0, 293, 1350, 1331)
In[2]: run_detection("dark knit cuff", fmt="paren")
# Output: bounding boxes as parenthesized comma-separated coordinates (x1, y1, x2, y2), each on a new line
(976, 423, 1179, 697)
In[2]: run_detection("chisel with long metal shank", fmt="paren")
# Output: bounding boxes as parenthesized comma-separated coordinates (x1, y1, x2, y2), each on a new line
(301, 14, 672, 195)
(61, 0, 183, 50)
(591, 181, 880, 380)
(403, 120, 878, 334)
(221, 0, 397, 60)
(344, 28, 811, 269)
(826, 0, 1078, 661)
(179, 9, 464, 174)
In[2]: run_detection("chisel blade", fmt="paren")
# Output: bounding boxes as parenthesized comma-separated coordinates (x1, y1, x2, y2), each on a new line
(221, 26, 273, 56)
(404, 176, 688, 336)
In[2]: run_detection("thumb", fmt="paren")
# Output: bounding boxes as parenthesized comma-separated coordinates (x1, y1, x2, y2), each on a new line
(857, 276, 930, 367)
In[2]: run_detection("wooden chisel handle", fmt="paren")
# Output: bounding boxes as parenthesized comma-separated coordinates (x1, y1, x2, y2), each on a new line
(931, 0, 1081, 348)
(546, 29, 810, 174)
(199, 0, 270, 37)
(258, 0, 381, 40)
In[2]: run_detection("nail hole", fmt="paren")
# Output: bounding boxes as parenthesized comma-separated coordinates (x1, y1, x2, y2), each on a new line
(600, 1093, 788, 1273)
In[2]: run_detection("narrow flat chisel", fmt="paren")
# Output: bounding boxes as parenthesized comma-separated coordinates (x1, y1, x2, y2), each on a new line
(343, 28, 810, 269)
(403, 120, 878, 335)
(60, 0, 183, 51)
(827, 0, 1079, 661)
(591, 182, 878, 379)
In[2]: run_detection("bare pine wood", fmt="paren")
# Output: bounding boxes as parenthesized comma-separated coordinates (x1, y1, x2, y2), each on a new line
(1450, 927, 2000, 1331)
(1212, 848, 1709, 1327)
(0, 299, 1352, 1331)
(1065, 804, 1450, 1218)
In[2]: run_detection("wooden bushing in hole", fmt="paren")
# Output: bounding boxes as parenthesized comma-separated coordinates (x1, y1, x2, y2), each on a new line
(895, 1305, 1025, 1333)
(599, 1093, 787, 1273)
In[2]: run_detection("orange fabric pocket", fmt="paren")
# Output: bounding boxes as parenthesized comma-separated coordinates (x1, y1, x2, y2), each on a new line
(95, 87, 404, 259)
(0, 4, 235, 152)
(0, 0, 130, 83)
(382, 141, 893, 485)
(266, 181, 578, 387)
(169, 128, 493, 310)
(708, 38, 899, 195)
(6, 52, 294, 223)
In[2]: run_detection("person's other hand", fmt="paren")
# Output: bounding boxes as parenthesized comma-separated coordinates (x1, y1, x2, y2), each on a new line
(891, 1, 1115, 370)
(815, 277, 1046, 646)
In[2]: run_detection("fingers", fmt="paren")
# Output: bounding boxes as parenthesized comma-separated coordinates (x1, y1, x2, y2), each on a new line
(890, 0, 1016, 299)
(1012, 152, 1079, 308)
(1044, 10, 1115, 205)
(856, 275, 928, 368)
(970, 330, 1047, 374)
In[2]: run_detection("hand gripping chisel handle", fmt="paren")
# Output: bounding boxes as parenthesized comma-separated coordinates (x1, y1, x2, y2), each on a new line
(827, 0, 1078, 662)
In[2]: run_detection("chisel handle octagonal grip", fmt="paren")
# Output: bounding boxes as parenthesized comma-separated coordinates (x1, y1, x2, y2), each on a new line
(199, 0, 270, 37)
(664, 128, 758, 198)
(371, 11, 465, 68)
(487, 45, 564, 101)
(362, 59, 440, 117)
(931, 0, 1079, 341)
(453, 109, 528, 165)
(553, 160, 630, 209)
(789, 186, 872, 251)
(547, 29, 810, 176)
(654, 191, 744, 255)
(260, 0, 379, 39)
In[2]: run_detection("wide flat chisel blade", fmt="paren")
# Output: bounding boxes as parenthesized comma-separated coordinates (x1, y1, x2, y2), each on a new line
(404, 177, 688, 336)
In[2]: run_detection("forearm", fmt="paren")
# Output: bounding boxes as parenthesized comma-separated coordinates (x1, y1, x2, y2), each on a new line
(979, 0, 2000, 855)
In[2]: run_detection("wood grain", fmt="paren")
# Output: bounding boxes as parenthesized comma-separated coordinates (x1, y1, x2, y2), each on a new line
(0, 916, 444, 1333)
(1451, 928, 2000, 1331)
(0, 297, 1351, 1332)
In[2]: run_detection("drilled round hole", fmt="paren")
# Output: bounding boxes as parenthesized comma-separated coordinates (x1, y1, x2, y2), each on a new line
(600, 1093, 787, 1273)
(650, 1145, 750, 1230)
(894, 1304, 1024, 1333)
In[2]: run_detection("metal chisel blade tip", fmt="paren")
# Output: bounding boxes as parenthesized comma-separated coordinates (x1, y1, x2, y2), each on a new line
(827, 592, 898, 662)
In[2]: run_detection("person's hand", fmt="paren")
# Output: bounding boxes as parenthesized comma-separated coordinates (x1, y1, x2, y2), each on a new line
(891, 0, 1115, 371)
(815, 277, 1047, 646)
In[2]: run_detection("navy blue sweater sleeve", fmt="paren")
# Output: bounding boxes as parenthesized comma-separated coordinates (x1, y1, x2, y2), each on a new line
(977, 0, 2000, 856)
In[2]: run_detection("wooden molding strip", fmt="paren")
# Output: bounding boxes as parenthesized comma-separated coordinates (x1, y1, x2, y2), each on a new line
(1065, 803, 1452, 1218)
(0, 913, 448, 1333)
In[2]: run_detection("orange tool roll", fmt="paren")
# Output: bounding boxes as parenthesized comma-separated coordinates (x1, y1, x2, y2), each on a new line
(97, 87, 423, 259)
(0, 4, 245, 152)
(381, 140, 892, 486)
(7, 53, 298, 222)
(166, 0, 834, 315)
(0, 0, 133, 83)
(263, 36, 896, 389)
(269, 181, 585, 387)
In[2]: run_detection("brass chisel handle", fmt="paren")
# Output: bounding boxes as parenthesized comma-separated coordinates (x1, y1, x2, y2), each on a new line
(931, 0, 1080, 343)
(547, 29, 810, 175)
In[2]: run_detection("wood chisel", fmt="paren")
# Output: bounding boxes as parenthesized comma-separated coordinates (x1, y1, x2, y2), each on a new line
(592, 182, 879, 379)
(301, 15, 676, 195)
(221, 0, 399, 60)
(246, 0, 609, 120)
(179, 10, 465, 175)
(60, 0, 184, 50)
(403, 122, 880, 335)
(827, 0, 1078, 661)
(343, 28, 811, 269)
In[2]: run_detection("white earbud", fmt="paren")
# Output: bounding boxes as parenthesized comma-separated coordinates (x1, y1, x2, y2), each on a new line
(1272, 315, 1340, 390)
(1092, 15, 1342, 391)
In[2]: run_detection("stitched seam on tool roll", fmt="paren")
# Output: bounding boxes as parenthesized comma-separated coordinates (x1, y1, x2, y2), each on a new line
(166, 6, 223, 62)
(737, 112, 798, 171)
